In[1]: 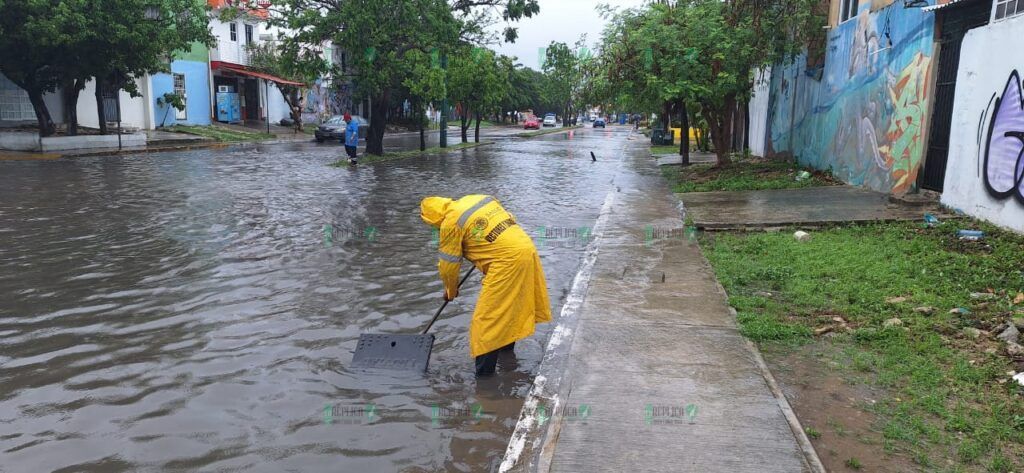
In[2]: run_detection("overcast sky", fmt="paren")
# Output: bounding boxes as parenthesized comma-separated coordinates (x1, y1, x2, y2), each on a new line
(491, 0, 649, 70)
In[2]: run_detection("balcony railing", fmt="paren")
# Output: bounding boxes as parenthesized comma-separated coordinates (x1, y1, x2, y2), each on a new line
(210, 39, 251, 66)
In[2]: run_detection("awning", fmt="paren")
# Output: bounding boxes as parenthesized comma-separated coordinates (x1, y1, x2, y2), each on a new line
(211, 61, 305, 86)
(922, 0, 981, 12)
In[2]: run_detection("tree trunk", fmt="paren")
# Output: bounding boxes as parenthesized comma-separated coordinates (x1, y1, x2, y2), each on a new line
(26, 88, 56, 137)
(474, 112, 481, 143)
(679, 100, 690, 165)
(417, 101, 426, 151)
(62, 79, 84, 136)
(94, 81, 109, 135)
(663, 102, 672, 132)
(709, 113, 731, 165)
(366, 91, 389, 156)
(284, 88, 304, 132)
(743, 100, 751, 153)
(460, 110, 469, 144)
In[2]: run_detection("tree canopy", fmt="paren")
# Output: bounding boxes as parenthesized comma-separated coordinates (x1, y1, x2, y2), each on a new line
(0, 0, 213, 136)
(593, 0, 823, 163)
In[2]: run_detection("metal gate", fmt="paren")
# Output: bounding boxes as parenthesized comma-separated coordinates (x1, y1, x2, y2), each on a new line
(102, 91, 120, 123)
(920, 0, 991, 191)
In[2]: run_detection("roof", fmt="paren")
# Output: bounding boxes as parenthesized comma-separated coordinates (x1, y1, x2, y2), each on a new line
(207, 0, 269, 20)
(212, 61, 305, 86)
(922, 0, 982, 12)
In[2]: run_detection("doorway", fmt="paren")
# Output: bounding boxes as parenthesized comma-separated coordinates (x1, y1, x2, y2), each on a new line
(920, 0, 991, 191)
(243, 78, 259, 121)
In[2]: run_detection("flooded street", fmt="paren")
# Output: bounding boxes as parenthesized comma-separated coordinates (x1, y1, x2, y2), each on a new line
(0, 126, 633, 472)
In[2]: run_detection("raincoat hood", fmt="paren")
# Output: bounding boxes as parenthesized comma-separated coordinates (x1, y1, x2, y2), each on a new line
(420, 196, 453, 227)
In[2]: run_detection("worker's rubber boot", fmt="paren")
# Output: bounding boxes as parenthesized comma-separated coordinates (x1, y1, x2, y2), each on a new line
(475, 350, 499, 377)
(475, 342, 515, 376)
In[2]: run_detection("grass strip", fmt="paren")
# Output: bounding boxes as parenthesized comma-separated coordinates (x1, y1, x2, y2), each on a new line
(166, 125, 274, 142)
(702, 221, 1024, 470)
(661, 156, 840, 192)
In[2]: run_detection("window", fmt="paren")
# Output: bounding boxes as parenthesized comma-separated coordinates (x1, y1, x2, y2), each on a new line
(173, 73, 187, 120)
(0, 74, 35, 121)
(995, 0, 1024, 19)
(229, 23, 237, 42)
(839, 0, 858, 23)
(245, 24, 254, 45)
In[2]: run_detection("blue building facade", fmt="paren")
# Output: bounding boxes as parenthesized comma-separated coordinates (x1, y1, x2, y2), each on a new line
(152, 44, 212, 127)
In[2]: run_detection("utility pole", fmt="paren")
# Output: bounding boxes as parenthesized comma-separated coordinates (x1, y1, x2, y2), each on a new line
(440, 53, 448, 148)
(116, 93, 122, 151)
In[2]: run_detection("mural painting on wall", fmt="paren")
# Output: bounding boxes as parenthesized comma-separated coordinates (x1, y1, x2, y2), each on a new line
(982, 70, 1024, 204)
(300, 80, 355, 124)
(765, 6, 933, 194)
(880, 53, 931, 194)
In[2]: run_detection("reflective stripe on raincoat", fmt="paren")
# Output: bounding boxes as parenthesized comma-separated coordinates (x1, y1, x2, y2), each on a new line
(420, 195, 552, 357)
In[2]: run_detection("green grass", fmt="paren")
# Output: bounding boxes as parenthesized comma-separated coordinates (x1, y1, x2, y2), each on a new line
(167, 125, 274, 142)
(330, 141, 491, 167)
(805, 426, 822, 439)
(651, 144, 685, 155)
(516, 125, 582, 138)
(662, 157, 839, 193)
(702, 221, 1024, 470)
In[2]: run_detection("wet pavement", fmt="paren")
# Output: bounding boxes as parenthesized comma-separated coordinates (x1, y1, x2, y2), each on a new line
(501, 135, 820, 472)
(0, 125, 618, 472)
(678, 186, 945, 230)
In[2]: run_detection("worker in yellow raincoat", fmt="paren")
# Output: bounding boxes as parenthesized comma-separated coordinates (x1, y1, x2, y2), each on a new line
(420, 195, 552, 376)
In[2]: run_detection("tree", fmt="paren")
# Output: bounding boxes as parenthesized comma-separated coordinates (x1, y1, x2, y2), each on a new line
(156, 92, 185, 128)
(248, 39, 328, 132)
(266, 0, 539, 155)
(541, 41, 582, 126)
(449, 47, 507, 143)
(403, 49, 446, 151)
(594, 0, 821, 164)
(0, 0, 68, 136)
(84, 0, 213, 134)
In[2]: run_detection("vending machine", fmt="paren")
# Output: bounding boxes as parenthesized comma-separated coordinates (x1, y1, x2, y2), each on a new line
(215, 85, 241, 123)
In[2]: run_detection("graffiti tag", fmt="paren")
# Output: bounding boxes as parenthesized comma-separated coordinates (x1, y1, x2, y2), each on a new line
(983, 70, 1024, 204)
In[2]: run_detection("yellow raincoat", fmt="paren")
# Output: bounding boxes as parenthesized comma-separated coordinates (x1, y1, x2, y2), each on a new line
(421, 195, 552, 357)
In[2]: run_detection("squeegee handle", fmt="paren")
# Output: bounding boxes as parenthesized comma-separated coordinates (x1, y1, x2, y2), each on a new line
(421, 266, 475, 335)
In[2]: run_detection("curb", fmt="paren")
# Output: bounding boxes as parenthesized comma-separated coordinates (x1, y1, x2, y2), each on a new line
(711, 274, 826, 472)
(58, 137, 312, 158)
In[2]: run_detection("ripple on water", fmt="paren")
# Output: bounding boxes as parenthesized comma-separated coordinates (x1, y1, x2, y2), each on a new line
(0, 130, 631, 471)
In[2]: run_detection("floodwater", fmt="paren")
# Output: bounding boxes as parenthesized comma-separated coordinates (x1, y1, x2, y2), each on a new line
(0, 126, 629, 471)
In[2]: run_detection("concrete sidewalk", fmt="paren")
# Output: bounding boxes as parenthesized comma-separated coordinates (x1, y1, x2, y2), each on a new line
(679, 186, 948, 230)
(501, 134, 821, 472)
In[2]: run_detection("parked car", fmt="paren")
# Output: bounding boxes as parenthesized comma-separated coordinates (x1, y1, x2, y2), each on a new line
(542, 113, 557, 127)
(315, 115, 369, 143)
(524, 116, 540, 129)
(593, 118, 606, 128)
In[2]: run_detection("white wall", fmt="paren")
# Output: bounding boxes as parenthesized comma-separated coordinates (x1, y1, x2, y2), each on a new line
(942, 15, 1024, 233)
(266, 82, 290, 124)
(748, 67, 771, 157)
(209, 16, 266, 66)
(76, 77, 150, 130)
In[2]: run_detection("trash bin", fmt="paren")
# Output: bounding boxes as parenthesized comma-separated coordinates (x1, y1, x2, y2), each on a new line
(651, 129, 672, 145)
